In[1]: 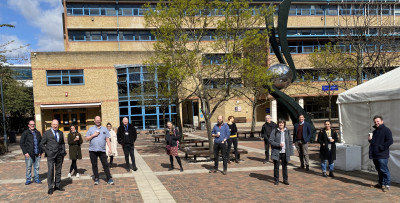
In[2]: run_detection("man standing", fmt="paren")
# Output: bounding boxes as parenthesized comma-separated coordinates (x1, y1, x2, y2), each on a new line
(209, 115, 230, 175)
(20, 120, 42, 185)
(117, 117, 138, 172)
(86, 116, 114, 185)
(293, 114, 312, 171)
(369, 115, 393, 192)
(261, 115, 277, 164)
(40, 119, 66, 195)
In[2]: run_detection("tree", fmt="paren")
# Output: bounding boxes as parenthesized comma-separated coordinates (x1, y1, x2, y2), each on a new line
(306, 43, 354, 120)
(335, 2, 400, 85)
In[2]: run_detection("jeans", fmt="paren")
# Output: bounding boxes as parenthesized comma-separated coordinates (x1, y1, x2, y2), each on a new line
(25, 155, 40, 181)
(226, 138, 238, 160)
(273, 153, 288, 182)
(214, 142, 227, 171)
(321, 150, 334, 172)
(89, 151, 112, 180)
(373, 159, 390, 186)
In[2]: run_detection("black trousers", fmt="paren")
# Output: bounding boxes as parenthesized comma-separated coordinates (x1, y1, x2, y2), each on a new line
(226, 138, 239, 160)
(264, 139, 270, 161)
(123, 144, 136, 168)
(47, 153, 64, 189)
(89, 151, 112, 180)
(273, 153, 288, 182)
(214, 142, 227, 171)
(69, 159, 78, 173)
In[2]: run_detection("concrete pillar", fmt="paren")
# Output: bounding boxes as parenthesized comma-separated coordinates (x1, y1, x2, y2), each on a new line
(271, 99, 277, 123)
(298, 97, 304, 108)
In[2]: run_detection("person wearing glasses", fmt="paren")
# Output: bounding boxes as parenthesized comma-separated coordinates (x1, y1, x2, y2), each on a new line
(20, 120, 42, 185)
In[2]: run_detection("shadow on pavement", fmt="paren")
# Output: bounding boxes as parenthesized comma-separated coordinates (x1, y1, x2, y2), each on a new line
(249, 172, 275, 183)
(247, 156, 265, 163)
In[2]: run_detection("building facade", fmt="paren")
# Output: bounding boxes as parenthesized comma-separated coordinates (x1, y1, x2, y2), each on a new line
(31, 0, 400, 132)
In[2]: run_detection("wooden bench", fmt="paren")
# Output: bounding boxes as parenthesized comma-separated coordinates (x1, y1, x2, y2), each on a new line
(235, 117, 247, 123)
(152, 133, 188, 143)
(180, 139, 208, 147)
(237, 130, 261, 139)
(181, 146, 248, 162)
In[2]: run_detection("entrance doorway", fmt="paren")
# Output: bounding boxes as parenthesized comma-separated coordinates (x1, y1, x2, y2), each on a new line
(53, 110, 87, 132)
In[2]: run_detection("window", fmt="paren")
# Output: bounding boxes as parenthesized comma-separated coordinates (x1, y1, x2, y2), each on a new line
(46, 70, 84, 86)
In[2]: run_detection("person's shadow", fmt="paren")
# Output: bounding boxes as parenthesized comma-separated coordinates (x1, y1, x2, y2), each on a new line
(249, 172, 275, 183)
(161, 163, 170, 169)
(201, 164, 214, 170)
(247, 156, 265, 162)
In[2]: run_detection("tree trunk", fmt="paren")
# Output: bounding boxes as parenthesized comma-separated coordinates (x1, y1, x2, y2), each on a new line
(250, 102, 257, 138)
(205, 116, 214, 157)
(175, 96, 183, 136)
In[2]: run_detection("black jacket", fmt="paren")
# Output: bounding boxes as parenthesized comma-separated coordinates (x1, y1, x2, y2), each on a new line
(165, 128, 180, 147)
(228, 123, 237, 136)
(317, 129, 338, 160)
(117, 124, 137, 145)
(20, 129, 42, 157)
(369, 124, 393, 159)
(261, 121, 277, 141)
(40, 129, 66, 160)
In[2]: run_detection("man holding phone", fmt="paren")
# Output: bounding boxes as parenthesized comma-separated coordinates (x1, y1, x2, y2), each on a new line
(209, 115, 230, 175)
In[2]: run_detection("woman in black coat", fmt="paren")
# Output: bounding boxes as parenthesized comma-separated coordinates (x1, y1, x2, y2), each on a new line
(165, 121, 183, 172)
(317, 120, 339, 178)
(68, 125, 83, 178)
(226, 116, 239, 163)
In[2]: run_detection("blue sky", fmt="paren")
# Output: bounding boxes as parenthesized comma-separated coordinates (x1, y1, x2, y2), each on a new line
(0, 0, 64, 63)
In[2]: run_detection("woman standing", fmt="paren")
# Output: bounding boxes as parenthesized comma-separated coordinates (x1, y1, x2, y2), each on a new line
(68, 125, 83, 178)
(106, 123, 118, 169)
(269, 120, 293, 185)
(226, 116, 239, 163)
(317, 120, 338, 178)
(165, 121, 183, 172)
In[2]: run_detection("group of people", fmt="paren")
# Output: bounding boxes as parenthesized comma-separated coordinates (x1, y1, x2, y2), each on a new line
(20, 113, 393, 194)
(210, 114, 393, 190)
(20, 116, 138, 195)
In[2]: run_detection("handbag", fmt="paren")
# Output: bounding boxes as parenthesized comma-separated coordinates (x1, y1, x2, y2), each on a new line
(166, 145, 171, 153)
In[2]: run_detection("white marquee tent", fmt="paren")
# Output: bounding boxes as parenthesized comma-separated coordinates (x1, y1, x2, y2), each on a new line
(337, 67, 400, 180)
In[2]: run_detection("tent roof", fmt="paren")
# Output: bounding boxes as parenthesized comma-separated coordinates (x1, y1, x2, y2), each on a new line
(337, 67, 400, 104)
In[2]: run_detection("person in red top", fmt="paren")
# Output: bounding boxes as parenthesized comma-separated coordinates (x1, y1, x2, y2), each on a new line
(293, 114, 312, 171)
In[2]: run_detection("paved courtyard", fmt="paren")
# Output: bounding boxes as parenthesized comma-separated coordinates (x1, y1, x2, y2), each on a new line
(0, 129, 398, 202)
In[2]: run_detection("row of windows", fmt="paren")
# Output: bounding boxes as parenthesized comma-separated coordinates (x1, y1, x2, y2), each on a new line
(67, 3, 400, 17)
(68, 31, 156, 41)
(46, 70, 84, 86)
(296, 68, 391, 82)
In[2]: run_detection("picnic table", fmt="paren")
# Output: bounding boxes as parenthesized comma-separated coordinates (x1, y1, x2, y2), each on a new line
(180, 139, 208, 147)
(148, 125, 157, 134)
(181, 146, 248, 162)
(184, 124, 196, 132)
(237, 130, 262, 139)
(152, 133, 188, 143)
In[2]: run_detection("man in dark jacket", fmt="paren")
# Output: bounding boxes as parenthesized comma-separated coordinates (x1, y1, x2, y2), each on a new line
(117, 117, 138, 172)
(261, 115, 277, 164)
(20, 120, 42, 185)
(369, 115, 393, 192)
(293, 114, 312, 171)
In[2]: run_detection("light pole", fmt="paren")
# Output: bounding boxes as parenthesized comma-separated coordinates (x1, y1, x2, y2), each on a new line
(0, 62, 8, 152)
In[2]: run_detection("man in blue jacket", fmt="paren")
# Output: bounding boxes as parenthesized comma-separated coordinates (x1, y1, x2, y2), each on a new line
(209, 115, 230, 175)
(369, 115, 393, 192)
(293, 114, 312, 171)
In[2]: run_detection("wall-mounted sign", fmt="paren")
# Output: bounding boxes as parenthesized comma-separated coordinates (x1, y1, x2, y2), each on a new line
(235, 106, 241, 112)
(265, 108, 270, 113)
(322, 85, 338, 91)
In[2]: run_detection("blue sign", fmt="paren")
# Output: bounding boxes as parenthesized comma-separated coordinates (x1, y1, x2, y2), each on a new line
(265, 108, 270, 113)
(322, 85, 338, 91)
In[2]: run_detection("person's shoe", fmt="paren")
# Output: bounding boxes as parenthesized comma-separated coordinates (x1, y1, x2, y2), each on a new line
(25, 180, 32, 185)
(235, 159, 239, 163)
(329, 171, 334, 178)
(180, 168, 184, 172)
(283, 180, 290, 185)
(263, 160, 267, 164)
(34, 179, 42, 184)
(168, 167, 174, 171)
(68, 173, 71, 178)
(110, 166, 113, 169)
(54, 187, 65, 191)
(300, 165, 305, 169)
(383, 185, 390, 192)
(76, 173, 80, 178)
(322, 172, 327, 177)
(274, 181, 279, 185)
(48, 188, 53, 195)
(209, 169, 217, 173)
(228, 160, 231, 164)
(372, 184, 382, 189)
(94, 178, 100, 185)
(107, 179, 114, 185)
(222, 170, 227, 175)
(133, 167, 138, 171)
(306, 165, 310, 171)
(126, 167, 131, 172)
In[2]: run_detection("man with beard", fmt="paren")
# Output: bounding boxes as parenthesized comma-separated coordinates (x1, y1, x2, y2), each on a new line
(209, 115, 230, 175)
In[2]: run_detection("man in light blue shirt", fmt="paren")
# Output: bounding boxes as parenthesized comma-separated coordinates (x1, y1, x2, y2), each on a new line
(209, 115, 230, 175)
(86, 116, 113, 185)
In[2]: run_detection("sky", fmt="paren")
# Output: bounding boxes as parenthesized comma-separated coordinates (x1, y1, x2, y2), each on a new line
(0, 0, 64, 63)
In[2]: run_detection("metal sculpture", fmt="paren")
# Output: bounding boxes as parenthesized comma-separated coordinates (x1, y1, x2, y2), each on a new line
(266, 0, 316, 139)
